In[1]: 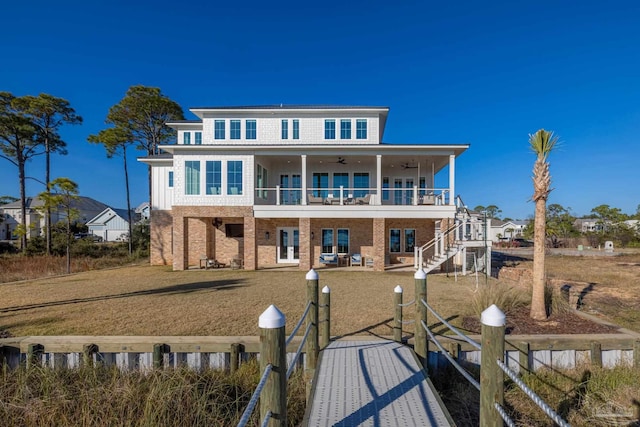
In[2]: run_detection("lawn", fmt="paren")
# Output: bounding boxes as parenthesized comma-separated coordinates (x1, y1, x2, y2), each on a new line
(2, 251, 640, 338)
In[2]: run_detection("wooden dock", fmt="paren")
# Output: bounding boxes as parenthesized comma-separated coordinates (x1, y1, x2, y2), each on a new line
(305, 339, 453, 426)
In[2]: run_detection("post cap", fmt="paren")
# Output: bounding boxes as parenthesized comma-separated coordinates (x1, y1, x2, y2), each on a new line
(306, 269, 319, 280)
(481, 304, 506, 327)
(394, 285, 403, 293)
(322, 285, 331, 293)
(259, 304, 286, 328)
(414, 269, 427, 280)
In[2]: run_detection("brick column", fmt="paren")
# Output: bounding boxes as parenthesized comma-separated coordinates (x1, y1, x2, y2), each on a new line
(173, 214, 188, 271)
(373, 217, 385, 272)
(299, 217, 311, 271)
(244, 216, 256, 270)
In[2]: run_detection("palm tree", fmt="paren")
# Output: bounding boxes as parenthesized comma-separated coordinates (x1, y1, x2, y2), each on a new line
(529, 129, 558, 320)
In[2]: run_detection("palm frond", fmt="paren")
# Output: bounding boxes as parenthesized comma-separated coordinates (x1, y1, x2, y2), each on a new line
(529, 129, 559, 160)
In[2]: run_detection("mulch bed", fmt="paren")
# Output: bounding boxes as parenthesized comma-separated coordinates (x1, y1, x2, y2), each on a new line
(462, 307, 620, 335)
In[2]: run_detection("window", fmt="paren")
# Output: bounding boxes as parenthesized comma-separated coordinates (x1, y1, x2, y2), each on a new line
(312, 172, 329, 198)
(394, 178, 403, 205)
(195, 132, 202, 145)
(183, 132, 191, 145)
(292, 119, 299, 139)
(337, 228, 349, 254)
(256, 164, 265, 199)
(230, 120, 241, 139)
(324, 119, 335, 139)
(405, 178, 414, 205)
(281, 119, 288, 139)
(206, 161, 221, 195)
(321, 229, 333, 254)
(405, 229, 415, 252)
(227, 160, 243, 195)
(168, 171, 174, 188)
(382, 177, 389, 201)
(333, 172, 348, 197)
(340, 119, 351, 139)
(246, 120, 256, 139)
(185, 161, 200, 195)
(356, 119, 367, 139)
(353, 173, 369, 198)
(214, 120, 225, 139)
(390, 229, 401, 253)
(419, 177, 427, 196)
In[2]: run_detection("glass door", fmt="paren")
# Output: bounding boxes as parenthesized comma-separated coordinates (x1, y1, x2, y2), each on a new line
(277, 227, 300, 263)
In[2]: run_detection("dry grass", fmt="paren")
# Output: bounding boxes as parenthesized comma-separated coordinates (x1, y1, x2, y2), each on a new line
(0, 265, 485, 337)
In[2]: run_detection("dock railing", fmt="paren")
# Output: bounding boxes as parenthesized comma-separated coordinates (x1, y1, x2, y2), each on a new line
(238, 269, 330, 427)
(394, 270, 570, 426)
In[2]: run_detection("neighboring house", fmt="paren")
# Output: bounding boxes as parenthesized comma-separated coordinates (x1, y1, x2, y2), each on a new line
(135, 202, 150, 221)
(574, 218, 602, 233)
(0, 196, 109, 240)
(139, 105, 470, 271)
(86, 207, 139, 242)
(489, 219, 529, 242)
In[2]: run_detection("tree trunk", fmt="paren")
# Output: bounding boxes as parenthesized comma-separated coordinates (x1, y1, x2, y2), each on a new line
(18, 152, 27, 252)
(123, 146, 133, 255)
(45, 137, 52, 256)
(66, 208, 71, 274)
(530, 197, 547, 320)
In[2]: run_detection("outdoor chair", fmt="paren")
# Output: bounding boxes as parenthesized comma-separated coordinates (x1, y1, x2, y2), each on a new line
(319, 253, 338, 266)
(308, 195, 323, 204)
(355, 194, 371, 205)
(350, 253, 362, 266)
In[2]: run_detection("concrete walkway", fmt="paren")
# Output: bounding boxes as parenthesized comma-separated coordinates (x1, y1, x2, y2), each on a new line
(305, 340, 453, 426)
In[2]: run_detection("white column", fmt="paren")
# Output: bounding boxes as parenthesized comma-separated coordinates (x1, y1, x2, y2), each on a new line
(376, 155, 382, 206)
(301, 155, 307, 205)
(449, 154, 455, 206)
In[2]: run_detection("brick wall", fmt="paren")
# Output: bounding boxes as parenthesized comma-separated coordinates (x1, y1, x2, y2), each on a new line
(150, 209, 173, 265)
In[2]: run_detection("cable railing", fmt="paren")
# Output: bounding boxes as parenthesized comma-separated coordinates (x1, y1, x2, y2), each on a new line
(395, 269, 571, 426)
(237, 269, 330, 427)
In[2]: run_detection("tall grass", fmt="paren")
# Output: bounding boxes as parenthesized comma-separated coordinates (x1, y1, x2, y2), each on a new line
(471, 282, 530, 316)
(0, 360, 306, 426)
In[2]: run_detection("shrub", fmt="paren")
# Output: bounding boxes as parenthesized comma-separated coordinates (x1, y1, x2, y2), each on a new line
(471, 282, 529, 316)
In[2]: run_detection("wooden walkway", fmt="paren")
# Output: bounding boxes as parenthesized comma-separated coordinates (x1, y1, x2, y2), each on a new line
(305, 340, 453, 426)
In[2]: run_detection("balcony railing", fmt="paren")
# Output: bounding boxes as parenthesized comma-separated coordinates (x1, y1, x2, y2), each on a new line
(254, 186, 450, 206)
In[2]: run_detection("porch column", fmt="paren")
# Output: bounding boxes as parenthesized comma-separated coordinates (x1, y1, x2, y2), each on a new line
(449, 154, 455, 206)
(173, 214, 188, 271)
(373, 218, 385, 272)
(299, 217, 311, 271)
(301, 155, 307, 205)
(244, 216, 256, 270)
(376, 155, 382, 206)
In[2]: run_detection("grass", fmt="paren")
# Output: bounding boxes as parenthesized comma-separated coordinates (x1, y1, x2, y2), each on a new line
(0, 359, 306, 427)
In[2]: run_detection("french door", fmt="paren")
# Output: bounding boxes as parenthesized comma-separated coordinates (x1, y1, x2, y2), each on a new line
(277, 227, 300, 263)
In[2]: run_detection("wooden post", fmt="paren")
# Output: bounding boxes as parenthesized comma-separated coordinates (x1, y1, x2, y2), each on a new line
(153, 344, 166, 369)
(82, 343, 98, 366)
(320, 286, 331, 350)
(517, 341, 531, 374)
(634, 340, 640, 369)
(306, 269, 319, 371)
(480, 304, 505, 427)
(394, 285, 403, 343)
(27, 343, 44, 369)
(414, 269, 427, 369)
(230, 343, 243, 374)
(259, 305, 287, 427)
(590, 341, 602, 368)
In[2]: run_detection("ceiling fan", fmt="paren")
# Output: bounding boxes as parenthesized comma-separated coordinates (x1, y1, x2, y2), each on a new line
(335, 157, 347, 165)
(401, 162, 418, 169)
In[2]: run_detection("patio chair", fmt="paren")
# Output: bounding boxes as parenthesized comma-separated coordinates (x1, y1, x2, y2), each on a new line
(308, 195, 323, 204)
(355, 194, 371, 205)
(350, 253, 362, 266)
(319, 253, 338, 266)
(231, 256, 244, 270)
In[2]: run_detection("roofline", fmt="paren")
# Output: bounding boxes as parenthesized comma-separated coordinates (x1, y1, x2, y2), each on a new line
(189, 105, 389, 111)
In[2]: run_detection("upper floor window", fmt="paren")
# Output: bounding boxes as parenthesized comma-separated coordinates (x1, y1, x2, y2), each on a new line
(168, 171, 174, 188)
(340, 119, 351, 139)
(324, 119, 335, 139)
(292, 119, 299, 139)
(206, 161, 221, 195)
(230, 120, 241, 139)
(246, 120, 256, 139)
(281, 119, 288, 139)
(353, 173, 369, 197)
(227, 160, 243, 195)
(214, 120, 225, 139)
(185, 161, 200, 195)
(195, 132, 202, 145)
(183, 132, 191, 145)
(356, 119, 367, 139)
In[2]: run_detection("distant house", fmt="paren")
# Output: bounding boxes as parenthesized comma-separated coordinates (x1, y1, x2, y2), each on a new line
(135, 202, 150, 221)
(489, 219, 529, 242)
(0, 196, 109, 240)
(86, 207, 139, 242)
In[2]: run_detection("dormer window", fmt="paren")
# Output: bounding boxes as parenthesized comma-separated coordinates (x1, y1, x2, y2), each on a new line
(356, 119, 367, 139)
(214, 120, 225, 139)
(230, 120, 241, 139)
(195, 132, 202, 145)
(340, 119, 351, 139)
(183, 132, 191, 144)
(246, 120, 257, 139)
(324, 119, 336, 139)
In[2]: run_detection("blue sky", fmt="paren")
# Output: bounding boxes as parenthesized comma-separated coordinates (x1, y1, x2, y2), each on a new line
(1, 0, 639, 219)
